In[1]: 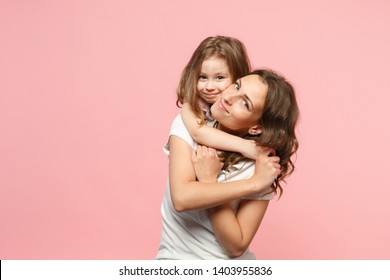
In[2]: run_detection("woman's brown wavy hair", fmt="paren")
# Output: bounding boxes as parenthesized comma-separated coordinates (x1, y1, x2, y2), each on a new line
(220, 69, 300, 197)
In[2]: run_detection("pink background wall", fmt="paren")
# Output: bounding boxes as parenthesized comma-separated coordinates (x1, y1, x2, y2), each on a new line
(1, 0, 389, 259)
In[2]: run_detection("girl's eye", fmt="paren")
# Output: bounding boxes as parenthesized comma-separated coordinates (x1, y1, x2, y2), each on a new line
(234, 82, 240, 90)
(199, 75, 207, 81)
(243, 100, 250, 109)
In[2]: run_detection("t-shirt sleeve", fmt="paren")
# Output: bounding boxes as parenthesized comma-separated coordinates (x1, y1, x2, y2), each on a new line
(163, 114, 196, 155)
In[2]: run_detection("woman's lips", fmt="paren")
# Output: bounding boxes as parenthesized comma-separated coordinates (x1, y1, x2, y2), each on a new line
(218, 99, 228, 113)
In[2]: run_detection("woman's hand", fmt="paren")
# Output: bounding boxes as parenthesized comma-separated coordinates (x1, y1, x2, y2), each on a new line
(252, 147, 281, 191)
(192, 145, 223, 183)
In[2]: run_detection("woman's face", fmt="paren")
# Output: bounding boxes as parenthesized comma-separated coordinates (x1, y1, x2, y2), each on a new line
(196, 55, 233, 104)
(210, 74, 267, 136)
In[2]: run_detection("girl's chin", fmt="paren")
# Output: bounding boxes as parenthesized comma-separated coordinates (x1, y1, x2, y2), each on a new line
(204, 98, 218, 104)
(201, 94, 219, 103)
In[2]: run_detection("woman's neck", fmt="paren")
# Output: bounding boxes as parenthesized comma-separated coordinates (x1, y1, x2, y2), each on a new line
(215, 122, 246, 137)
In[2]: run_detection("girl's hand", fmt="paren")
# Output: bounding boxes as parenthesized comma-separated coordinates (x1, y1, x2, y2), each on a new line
(252, 147, 281, 191)
(192, 145, 223, 183)
(240, 140, 261, 160)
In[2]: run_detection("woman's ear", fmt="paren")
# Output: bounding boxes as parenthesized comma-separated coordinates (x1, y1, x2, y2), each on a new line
(248, 125, 262, 135)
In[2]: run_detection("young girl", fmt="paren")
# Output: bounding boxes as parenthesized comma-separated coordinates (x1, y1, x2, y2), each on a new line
(176, 35, 260, 159)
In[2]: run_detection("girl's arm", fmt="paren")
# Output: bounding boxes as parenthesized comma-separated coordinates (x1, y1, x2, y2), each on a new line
(209, 200, 269, 258)
(169, 136, 279, 212)
(181, 103, 259, 160)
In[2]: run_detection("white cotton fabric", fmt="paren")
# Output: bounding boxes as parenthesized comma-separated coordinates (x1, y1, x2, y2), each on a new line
(155, 114, 272, 260)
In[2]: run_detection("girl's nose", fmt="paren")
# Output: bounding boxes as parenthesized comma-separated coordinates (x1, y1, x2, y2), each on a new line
(206, 81, 215, 91)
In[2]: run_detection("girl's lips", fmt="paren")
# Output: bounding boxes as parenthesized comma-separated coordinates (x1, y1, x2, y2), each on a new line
(202, 93, 219, 102)
(203, 93, 219, 98)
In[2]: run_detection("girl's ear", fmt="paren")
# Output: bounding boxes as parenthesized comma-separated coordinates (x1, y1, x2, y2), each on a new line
(248, 125, 262, 135)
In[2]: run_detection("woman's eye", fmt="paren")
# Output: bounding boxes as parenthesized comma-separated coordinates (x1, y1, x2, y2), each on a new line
(234, 82, 240, 90)
(243, 100, 249, 109)
(216, 76, 225, 80)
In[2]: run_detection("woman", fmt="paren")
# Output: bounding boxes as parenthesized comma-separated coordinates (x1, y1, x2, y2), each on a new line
(156, 69, 299, 259)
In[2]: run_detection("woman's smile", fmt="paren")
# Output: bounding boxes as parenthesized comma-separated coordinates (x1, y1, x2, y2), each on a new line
(217, 99, 229, 114)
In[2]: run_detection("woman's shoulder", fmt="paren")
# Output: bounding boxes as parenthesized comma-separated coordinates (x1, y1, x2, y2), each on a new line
(169, 114, 191, 138)
(163, 114, 195, 154)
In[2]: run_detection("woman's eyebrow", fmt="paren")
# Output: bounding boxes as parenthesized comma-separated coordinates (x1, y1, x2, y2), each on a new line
(239, 79, 253, 109)
(243, 94, 254, 109)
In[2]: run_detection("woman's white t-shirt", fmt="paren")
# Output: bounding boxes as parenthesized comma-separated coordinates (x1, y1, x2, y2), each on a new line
(155, 114, 272, 260)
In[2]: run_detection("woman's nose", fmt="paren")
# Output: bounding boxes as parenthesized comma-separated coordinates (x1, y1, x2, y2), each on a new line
(224, 94, 234, 105)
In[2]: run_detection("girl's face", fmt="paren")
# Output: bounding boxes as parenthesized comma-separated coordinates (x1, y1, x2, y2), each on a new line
(196, 55, 233, 104)
(210, 74, 267, 136)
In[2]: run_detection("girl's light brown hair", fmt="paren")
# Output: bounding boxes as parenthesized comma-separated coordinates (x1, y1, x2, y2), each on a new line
(176, 36, 251, 121)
